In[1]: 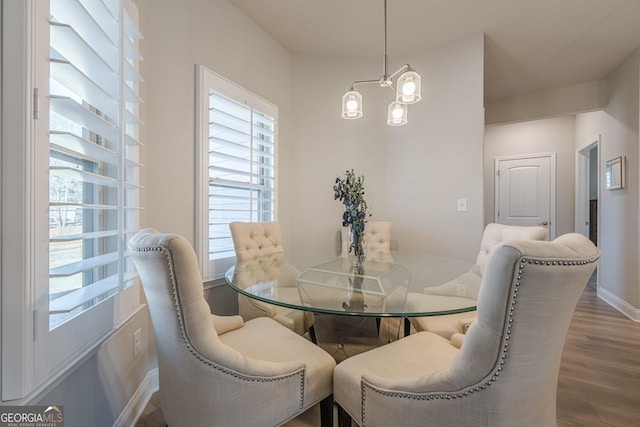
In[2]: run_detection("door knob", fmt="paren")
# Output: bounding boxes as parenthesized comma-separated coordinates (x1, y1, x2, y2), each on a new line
(539, 221, 549, 226)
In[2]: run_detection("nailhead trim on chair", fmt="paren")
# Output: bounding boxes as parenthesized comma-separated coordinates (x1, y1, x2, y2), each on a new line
(132, 243, 306, 410)
(360, 254, 600, 426)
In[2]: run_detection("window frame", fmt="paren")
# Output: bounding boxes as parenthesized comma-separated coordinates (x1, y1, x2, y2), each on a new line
(195, 65, 279, 282)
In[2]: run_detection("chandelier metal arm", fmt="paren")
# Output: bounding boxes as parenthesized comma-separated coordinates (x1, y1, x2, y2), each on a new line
(349, 80, 397, 95)
(388, 64, 411, 81)
(349, 63, 408, 91)
(349, 79, 382, 90)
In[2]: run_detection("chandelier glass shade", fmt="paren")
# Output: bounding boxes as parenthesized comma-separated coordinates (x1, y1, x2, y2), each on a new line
(341, 0, 422, 126)
(396, 70, 421, 104)
(387, 101, 407, 126)
(342, 89, 363, 119)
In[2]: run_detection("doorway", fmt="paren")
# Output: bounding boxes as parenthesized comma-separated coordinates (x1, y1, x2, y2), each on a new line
(576, 136, 600, 245)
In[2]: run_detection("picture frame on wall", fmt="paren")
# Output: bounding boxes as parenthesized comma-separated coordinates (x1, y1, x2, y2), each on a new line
(605, 156, 626, 190)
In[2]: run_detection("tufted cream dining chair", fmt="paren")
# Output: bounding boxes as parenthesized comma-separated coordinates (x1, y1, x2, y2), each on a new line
(129, 228, 335, 427)
(408, 223, 548, 340)
(334, 233, 599, 427)
(341, 220, 393, 263)
(229, 221, 316, 343)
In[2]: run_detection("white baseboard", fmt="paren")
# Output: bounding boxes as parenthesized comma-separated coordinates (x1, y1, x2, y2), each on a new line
(115, 367, 159, 427)
(598, 286, 640, 322)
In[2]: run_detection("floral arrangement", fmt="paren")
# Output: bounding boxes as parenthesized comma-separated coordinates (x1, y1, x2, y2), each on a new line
(333, 169, 369, 232)
(334, 170, 370, 265)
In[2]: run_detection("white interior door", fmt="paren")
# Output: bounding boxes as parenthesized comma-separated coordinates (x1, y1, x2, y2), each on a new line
(495, 153, 556, 239)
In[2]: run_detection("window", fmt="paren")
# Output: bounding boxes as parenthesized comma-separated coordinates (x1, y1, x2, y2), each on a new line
(47, 0, 143, 328)
(196, 66, 278, 281)
(1, 0, 142, 399)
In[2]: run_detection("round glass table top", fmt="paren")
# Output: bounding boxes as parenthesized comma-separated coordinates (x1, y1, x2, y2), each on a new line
(224, 251, 479, 318)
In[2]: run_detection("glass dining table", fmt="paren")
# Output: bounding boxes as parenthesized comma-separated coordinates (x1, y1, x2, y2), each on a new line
(224, 251, 480, 337)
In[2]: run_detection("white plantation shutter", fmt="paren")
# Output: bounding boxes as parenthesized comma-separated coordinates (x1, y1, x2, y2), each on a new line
(197, 67, 277, 280)
(48, 0, 143, 326)
(1, 0, 143, 400)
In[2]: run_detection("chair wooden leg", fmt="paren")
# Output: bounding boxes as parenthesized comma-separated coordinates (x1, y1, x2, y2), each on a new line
(320, 395, 333, 427)
(337, 404, 352, 427)
(309, 324, 318, 344)
(404, 317, 411, 337)
(375, 317, 381, 335)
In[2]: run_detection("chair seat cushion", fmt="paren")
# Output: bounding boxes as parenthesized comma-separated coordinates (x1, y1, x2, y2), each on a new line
(405, 292, 477, 338)
(422, 264, 483, 299)
(410, 311, 477, 339)
(220, 317, 335, 410)
(273, 308, 313, 336)
(258, 287, 315, 335)
(334, 331, 458, 422)
(406, 293, 477, 312)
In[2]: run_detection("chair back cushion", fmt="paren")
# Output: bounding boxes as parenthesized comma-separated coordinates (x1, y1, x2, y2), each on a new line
(341, 220, 393, 262)
(475, 223, 548, 271)
(365, 221, 393, 261)
(230, 221, 283, 261)
(234, 253, 286, 287)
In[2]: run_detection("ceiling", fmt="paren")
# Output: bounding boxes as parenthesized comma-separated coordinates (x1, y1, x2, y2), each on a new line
(230, 0, 640, 102)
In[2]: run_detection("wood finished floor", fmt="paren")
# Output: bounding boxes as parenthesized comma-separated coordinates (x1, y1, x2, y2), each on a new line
(135, 284, 640, 426)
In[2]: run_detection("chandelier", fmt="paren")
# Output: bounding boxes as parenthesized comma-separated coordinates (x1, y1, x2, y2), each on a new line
(341, 0, 422, 126)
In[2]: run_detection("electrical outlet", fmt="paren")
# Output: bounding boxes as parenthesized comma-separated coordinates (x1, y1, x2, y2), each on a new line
(133, 328, 142, 358)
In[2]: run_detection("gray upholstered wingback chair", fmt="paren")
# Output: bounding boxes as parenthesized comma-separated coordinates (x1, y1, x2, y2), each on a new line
(409, 223, 548, 339)
(229, 221, 316, 342)
(129, 228, 335, 427)
(334, 233, 599, 427)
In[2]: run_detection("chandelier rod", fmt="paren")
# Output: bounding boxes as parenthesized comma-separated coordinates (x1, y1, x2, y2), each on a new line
(383, 0, 389, 80)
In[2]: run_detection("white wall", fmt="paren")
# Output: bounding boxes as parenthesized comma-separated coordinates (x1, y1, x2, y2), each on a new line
(486, 79, 608, 125)
(385, 36, 485, 261)
(288, 36, 486, 263)
(137, 0, 294, 248)
(489, 47, 640, 317)
(602, 50, 640, 310)
(576, 50, 640, 312)
(137, 3, 487, 270)
(289, 54, 389, 256)
(35, 309, 157, 426)
(139, 1, 485, 265)
(484, 116, 577, 238)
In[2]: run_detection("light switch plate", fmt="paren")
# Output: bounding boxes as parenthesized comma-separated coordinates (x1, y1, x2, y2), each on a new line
(456, 198, 467, 212)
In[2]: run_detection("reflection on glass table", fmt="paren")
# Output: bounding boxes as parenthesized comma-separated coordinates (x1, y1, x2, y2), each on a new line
(224, 251, 478, 323)
(296, 258, 410, 315)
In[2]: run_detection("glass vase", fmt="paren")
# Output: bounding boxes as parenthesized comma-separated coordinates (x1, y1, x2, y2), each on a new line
(348, 225, 367, 267)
